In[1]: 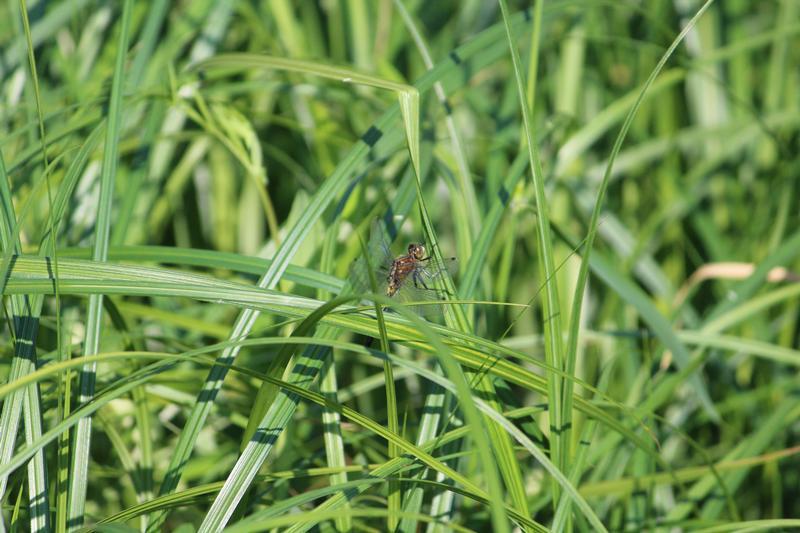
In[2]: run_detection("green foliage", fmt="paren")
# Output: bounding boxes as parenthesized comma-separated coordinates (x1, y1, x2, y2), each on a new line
(1, 1, 799, 531)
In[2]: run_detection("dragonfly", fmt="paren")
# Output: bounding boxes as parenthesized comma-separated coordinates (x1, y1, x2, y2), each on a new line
(351, 219, 457, 316)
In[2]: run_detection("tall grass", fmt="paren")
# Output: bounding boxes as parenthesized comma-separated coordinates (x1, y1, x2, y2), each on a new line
(2, 1, 800, 531)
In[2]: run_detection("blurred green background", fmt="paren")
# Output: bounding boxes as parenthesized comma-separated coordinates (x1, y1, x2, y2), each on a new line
(1, 0, 799, 531)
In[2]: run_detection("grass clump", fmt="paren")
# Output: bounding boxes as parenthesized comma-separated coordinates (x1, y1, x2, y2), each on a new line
(1, 1, 799, 531)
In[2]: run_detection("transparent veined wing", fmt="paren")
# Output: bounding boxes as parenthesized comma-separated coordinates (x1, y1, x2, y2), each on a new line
(350, 218, 393, 296)
(349, 219, 458, 317)
(418, 253, 458, 282)
(395, 252, 457, 316)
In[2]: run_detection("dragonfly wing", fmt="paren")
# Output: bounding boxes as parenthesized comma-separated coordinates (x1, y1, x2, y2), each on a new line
(394, 283, 446, 317)
(441, 255, 458, 276)
(368, 218, 393, 267)
(390, 264, 451, 317)
(418, 255, 458, 283)
(350, 218, 393, 295)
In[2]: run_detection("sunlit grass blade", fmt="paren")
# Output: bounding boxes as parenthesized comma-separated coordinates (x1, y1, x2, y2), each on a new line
(498, 0, 566, 508)
(189, 53, 421, 176)
(3, 255, 679, 460)
(356, 228, 400, 530)
(197, 296, 358, 532)
(67, 1, 133, 529)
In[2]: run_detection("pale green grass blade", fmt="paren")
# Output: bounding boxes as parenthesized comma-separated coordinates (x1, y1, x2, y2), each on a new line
(315, 219, 351, 532)
(197, 297, 361, 532)
(59, 245, 344, 294)
(0, 146, 36, 522)
(21, 380, 48, 533)
(393, 0, 481, 239)
(356, 230, 400, 530)
(42, 125, 105, 251)
(4, 1, 77, 528)
(0, 139, 22, 299)
(111, 0, 171, 245)
(459, 152, 527, 299)
(554, 69, 685, 181)
(413, 120, 511, 533)
(67, 1, 133, 528)
(498, 0, 567, 507)
(190, 53, 421, 176)
(317, 354, 351, 532)
(125, 0, 234, 247)
(677, 331, 800, 367)
(129, 385, 153, 532)
(0, 154, 19, 254)
(552, 350, 617, 531)
(126, 0, 169, 92)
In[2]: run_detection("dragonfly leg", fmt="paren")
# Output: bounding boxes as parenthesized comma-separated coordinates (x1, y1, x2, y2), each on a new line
(413, 271, 431, 290)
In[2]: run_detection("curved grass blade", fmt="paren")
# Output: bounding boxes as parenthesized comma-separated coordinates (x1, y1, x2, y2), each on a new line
(67, 1, 133, 528)
(559, 0, 717, 523)
(188, 53, 421, 177)
(498, 0, 566, 507)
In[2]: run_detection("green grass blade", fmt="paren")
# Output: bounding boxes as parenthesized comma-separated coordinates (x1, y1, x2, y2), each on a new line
(5, 1, 78, 528)
(315, 219, 351, 533)
(191, 53, 421, 177)
(356, 231, 400, 530)
(555, 225, 717, 414)
(498, 0, 566, 506)
(197, 297, 358, 532)
(67, 1, 133, 528)
(559, 0, 716, 523)
(393, 0, 481, 238)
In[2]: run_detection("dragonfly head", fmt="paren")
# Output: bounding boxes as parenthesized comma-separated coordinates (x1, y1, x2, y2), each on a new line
(408, 243, 426, 260)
